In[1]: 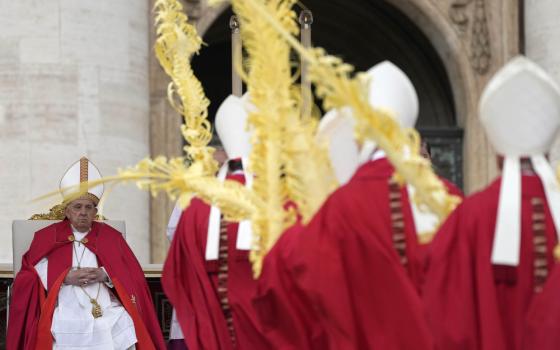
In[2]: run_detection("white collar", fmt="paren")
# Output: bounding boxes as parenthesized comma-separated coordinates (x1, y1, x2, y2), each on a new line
(71, 226, 90, 240)
(371, 149, 386, 161)
(205, 158, 253, 261)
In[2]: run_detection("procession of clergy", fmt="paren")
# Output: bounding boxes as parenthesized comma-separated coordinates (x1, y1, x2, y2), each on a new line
(8, 55, 560, 350)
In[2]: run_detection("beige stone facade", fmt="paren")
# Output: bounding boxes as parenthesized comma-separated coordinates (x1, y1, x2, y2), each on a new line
(0, 0, 152, 263)
(0, 0, 541, 263)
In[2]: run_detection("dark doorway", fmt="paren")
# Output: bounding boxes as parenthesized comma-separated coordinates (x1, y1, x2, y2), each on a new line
(192, 1, 463, 188)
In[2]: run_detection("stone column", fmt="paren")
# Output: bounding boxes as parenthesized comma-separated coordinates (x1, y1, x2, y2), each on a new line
(0, 0, 151, 263)
(525, 0, 560, 164)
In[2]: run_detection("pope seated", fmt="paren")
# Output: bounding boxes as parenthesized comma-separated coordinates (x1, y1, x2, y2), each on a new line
(7, 157, 165, 350)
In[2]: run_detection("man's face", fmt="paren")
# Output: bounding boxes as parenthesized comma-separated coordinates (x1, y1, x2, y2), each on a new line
(65, 198, 97, 233)
(420, 141, 432, 161)
(213, 148, 228, 167)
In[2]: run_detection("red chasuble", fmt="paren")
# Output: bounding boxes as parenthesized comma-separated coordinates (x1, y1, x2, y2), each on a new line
(161, 173, 271, 350)
(253, 158, 436, 349)
(7, 220, 166, 350)
(423, 174, 559, 350)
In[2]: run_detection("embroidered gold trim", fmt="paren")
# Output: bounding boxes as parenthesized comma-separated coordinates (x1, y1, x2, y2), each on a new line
(389, 179, 408, 268)
(216, 215, 237, 346)
(79, 157, 89, 183)
(532, 197, 548, 293)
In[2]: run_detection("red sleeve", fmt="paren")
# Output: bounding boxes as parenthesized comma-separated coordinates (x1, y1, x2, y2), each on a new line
(161, 200, 232, 350)
(423, 204, 481, 349)
(253, 223, 324, 349)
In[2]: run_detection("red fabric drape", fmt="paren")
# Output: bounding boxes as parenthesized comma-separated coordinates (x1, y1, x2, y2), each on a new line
(423, 175, 558, 350)
(253, 159, 434, 349)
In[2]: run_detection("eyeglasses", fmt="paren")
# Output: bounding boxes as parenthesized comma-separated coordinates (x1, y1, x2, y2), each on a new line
(68, 203, 96, 212)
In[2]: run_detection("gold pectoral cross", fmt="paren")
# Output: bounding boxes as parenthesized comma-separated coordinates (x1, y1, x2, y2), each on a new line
(90, 299, 103, 318)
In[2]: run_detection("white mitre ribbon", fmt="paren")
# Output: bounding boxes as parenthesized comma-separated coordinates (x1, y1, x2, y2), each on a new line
(205, 158, 253, 261)
(491, 155, 560, 266)
(407, 185, 439, 236)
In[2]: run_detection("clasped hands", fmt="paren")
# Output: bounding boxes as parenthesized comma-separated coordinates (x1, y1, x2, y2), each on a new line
(64, 267, 108, 286)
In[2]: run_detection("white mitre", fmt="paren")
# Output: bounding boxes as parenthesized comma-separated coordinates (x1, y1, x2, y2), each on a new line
(215, 94, 252, 160)
(367, 60, 419, 128)
(206, 94, 253, 261)
(59, 157, 104, 205)
(480, 55, 560, 266)
(362, 61, 441, 239)
(359, 61, 420, 161)
(316, 108, 360, 185)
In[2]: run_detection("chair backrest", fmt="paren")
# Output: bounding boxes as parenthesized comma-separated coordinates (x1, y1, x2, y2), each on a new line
(11, 220, 126, 276)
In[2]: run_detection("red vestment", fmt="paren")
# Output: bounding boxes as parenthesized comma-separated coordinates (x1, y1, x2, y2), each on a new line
(7, 220, 166, 350)
(253, 159, 436, 349)
(161, 174, 271, 350)
(423, 174, 559, 350)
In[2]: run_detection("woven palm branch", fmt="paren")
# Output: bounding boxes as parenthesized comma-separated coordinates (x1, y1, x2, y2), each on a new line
(154, 0, 216, 174)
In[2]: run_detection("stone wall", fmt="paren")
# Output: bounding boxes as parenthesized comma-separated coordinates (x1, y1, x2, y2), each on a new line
(525, 0, 560, 165)
(0, 0, 151, 263)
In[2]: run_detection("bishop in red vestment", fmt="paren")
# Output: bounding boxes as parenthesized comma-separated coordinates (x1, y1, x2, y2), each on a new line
(423, 56, 560, 350)
(161, 95, 270, 350)
(253, 61, 457, 349)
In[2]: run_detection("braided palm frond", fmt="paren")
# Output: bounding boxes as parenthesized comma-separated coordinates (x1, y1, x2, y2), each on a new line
(35, 156, 258, 222)
(154, 0, 217, 176)
(281, 93, 337, 223)
(231, 0, 300, 276)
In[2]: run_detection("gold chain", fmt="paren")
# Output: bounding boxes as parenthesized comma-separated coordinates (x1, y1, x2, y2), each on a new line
(79, 283, 103, 319)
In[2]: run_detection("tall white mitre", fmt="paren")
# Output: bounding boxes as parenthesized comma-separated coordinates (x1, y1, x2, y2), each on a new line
(318, 61, 420, 185)
(361, 61, 440, 237)
(358, 60, 420, 161)
(480, 55, 560, 266)
(316, 108, 360, 185)
(215, 94, 253, 160)
(206, 94, 253, 261)
(59, 157, 104, 205)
